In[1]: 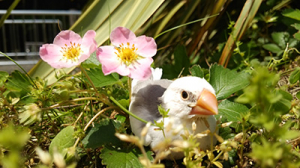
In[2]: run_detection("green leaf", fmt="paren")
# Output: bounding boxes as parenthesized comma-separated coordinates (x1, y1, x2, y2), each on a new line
(49, 126, 75, 155)
(282, 9, 300, 21)
(292, 23, 300, 41)
(294, 32, 300, 41)
(209, 64, 250, 100)
(271, 32, 289, 49)
(174, 44, 190, 74)
(262, 44, 283, 55)
(85, 68, 127, 88)
(5, 71, 32, 96)
(81, 51, 101, 69)
(219, 127, 235, 140)
(162, 45, 190, 79)
(271, 90, 292, 114)
(82, 119, 121, 148)
(100, 145, 153, 168)
(189, 65, 204, 78)
(289, 67, 300, 84)
(217, 100, 249, 123)
(0, 71, 9, 86)
(296, 92, 300, 100)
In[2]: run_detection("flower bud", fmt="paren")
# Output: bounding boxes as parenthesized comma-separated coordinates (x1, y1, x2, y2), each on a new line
(36, 147, 52, 165)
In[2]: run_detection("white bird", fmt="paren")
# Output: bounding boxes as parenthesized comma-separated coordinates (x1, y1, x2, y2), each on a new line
(129, 69, 218, 159)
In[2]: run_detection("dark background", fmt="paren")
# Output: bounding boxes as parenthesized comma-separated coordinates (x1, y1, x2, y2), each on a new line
(0, 0, 87, 10)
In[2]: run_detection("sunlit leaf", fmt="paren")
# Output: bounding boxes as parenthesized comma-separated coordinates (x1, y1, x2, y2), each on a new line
(217, 100, 249, 123)
(100, 145, 153, 168)
(209, 64, 250, 100)
(49, 126, 75, 156)
(85, 68, 127, 88)
(189, 65, 204, 78)
(81, 51, 101, 69)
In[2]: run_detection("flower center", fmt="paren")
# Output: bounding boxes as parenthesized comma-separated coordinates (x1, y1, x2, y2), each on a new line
(61, 42, 82, 62)
(115, 42, 138, 66)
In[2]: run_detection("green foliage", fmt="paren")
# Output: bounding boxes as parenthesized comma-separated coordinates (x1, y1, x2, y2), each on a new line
(289, 67, 300, 84)
(189, 65, 204, 78)
(209, 64, 250, 100)
(236, 66, 300, 167)
(217, 100, 249, 124)
(162, 44, 190, 79)
(85, 67, 127, 88)
(49, 126, 75, 156)
(82, 119, 122, 148)
(100, 145, 153, 168)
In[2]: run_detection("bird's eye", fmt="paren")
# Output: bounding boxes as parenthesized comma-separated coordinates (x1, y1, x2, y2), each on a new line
(181, 91, 189, 100)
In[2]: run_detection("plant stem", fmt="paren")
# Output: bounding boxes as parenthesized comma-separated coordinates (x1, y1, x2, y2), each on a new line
(110, 96, 148, 124)
(79, 65, 99, 96)
(154, 14, 218, 39)
(44, 97, 98, 110)
(79, 65, 113, 106)
(0, 51, 38, 89)
(73, 106, 116, 148)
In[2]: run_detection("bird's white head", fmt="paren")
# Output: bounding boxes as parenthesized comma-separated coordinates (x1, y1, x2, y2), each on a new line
(161, 76, 218, 119)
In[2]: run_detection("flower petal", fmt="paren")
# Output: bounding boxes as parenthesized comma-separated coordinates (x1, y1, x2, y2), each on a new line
(110, 27, 136, 47)
(128, 57, 153, 80)
(97, 46, 130, 76)
(39, 44, 62, 64)
(53, 30, 82, 46)
(81, 30, 97, 55)
(134, 35, 157, 57)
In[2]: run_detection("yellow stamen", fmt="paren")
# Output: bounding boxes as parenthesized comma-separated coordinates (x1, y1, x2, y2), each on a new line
(60, 42, 82, 62)
(115, 42, 138, 66)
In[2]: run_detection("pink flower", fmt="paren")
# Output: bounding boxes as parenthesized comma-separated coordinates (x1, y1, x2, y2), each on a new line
(39, 30, 97, 68)
(96, 27, 157, 80)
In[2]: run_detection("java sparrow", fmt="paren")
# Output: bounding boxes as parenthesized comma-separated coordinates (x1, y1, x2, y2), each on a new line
(129, 68, 218, 159)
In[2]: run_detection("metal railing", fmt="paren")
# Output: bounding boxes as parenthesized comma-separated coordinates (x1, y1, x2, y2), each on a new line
(0, 10, 81, 66)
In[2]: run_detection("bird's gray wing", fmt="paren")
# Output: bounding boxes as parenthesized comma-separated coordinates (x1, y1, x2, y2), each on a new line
(129, 79, 172, 136)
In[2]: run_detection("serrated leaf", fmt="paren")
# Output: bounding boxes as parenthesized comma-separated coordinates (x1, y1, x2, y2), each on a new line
(217, 100, 249, 123)
(81, 51, 100, 68)
(82, 119, 121, 148)
(209, 64, 250, 100)
(189, 65, 204, 78)
(0, 71, 9, 86)
(282, 9, 300, 21)
(85, 67, 127, 88)
(5, 71, 32, 96)
(49, 126, 75, 156)
(100, 145, 153, 168)
(289, 67, 300, 84)
(271, 32, 289, 49)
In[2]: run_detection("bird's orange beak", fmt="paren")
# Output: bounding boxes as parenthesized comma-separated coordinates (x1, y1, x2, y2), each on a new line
(190, 88, 218, 116)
